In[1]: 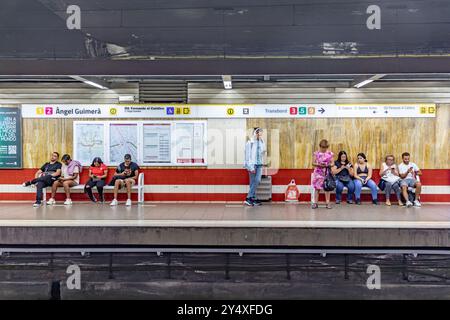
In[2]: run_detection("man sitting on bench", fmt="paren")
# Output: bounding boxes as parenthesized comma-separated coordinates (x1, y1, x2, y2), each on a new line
(398, 152, 422, 208)
(22, 151, 62, 207)
(47, 154, 82, 206)
(110, 154, 140, 207)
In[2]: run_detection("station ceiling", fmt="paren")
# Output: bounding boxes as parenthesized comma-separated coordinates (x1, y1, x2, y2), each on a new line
(1, 0, 450, 76)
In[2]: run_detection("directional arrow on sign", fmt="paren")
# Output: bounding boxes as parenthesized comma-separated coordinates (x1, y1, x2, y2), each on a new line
(319, 107, 325, 114)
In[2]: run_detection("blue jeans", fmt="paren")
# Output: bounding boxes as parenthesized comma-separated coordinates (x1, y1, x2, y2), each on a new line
(247, 165, 263, 199)
(335, 179, 355, 202)
(354, 178, 378, 201)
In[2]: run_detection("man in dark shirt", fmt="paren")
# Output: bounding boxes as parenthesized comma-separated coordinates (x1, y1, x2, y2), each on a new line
(22, 152, 62, 207)
(109, 154, 140, 206)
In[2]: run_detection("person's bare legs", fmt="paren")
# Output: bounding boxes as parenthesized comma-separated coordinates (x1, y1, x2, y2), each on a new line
(63, 180, 75, 199)
(314, 189, 319, 204)
(125, 179, 132, 199)
(51, 181, 62, 199)
(113, 179, 122, 200)
(325, 191, 331, 204)
(401, 185, 409, 202)
(415, 182, 422, 198)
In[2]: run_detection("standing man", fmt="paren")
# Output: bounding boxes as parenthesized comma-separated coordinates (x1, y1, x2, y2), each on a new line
(22, 152, 62, 207)
(110, 154, 140, 206)
(244, 127, 266, 206)
(398, 152, 422, 207)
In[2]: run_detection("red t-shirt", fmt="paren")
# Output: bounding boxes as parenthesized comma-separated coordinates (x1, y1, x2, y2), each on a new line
(90, 164, 107, 177)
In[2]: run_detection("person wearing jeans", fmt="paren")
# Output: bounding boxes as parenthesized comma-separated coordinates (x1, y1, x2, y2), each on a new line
(244, 127, 265, 206)
(332, 151, 355, 204)
(22, 152, 62, 207)
(353, 153, 378, 205)
(84, 157, 108, 203)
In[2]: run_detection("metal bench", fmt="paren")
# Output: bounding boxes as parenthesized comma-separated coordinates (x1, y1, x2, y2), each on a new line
(42, 172, 145, 204)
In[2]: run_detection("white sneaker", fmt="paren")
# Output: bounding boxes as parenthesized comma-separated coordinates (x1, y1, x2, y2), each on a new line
(64, 198, 72, 205)
(414, 200, 422, 207)
(110, 199, 118, 206)
(405, 201, 413, 208)
(47, 198, 56, 205)
(125, 199, 132, 206)
(32, 202, 41, 207)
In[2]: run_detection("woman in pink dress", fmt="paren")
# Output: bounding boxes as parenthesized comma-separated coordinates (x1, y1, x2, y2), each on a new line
(311, 139, 334, 209)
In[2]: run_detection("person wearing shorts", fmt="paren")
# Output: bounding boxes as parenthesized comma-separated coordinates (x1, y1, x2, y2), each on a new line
(110, 154, 140, 206)
(398, 152, 422, 207)
(47, 154, 81, 206)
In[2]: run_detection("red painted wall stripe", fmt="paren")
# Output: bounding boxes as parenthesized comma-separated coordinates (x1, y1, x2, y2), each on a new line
(0, 169, 448, 185)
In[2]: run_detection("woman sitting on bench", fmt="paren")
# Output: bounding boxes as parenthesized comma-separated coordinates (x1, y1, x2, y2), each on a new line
(84, 157, 108, 203)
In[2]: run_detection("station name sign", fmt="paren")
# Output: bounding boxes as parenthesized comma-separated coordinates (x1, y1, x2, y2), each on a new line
(21, 104, 437, 119)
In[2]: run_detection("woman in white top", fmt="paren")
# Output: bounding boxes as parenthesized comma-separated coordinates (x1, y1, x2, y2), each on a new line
(380, 155, 402, 206)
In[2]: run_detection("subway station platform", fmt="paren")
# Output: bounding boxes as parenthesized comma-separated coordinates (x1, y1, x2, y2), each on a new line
(0, 202, 449, 248)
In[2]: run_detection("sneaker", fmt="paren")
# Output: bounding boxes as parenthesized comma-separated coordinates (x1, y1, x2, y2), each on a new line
(405, 201, 413, 208)
(335, 200, 341, 204)
(355, 199, 361, 205)
(110, 199, 118, 206)
(125, 199, 132, 206)
(326, 204, 332, 209)
(32, 202, 41, 207)
(46, 198, 56, 205)
(413, 200, 422, 207)
(252, 199, 262, 206)
(311, 203, 318, 209)
(64, 198, 72, 205)
(22, 181, 31, 187)
(244, 198, 254, 206)
(347, 200, 353, 204)
(372, 200, 378, 205)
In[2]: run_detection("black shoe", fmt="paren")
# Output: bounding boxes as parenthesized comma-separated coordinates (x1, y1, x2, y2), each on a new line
(22, 181, 31, 187)
(244, 198, 254, 206)
(355, 199, 361, 205)
(347, 200, 353, 204)
(372, 200, 378, 205)
(252, 199, 262, 206)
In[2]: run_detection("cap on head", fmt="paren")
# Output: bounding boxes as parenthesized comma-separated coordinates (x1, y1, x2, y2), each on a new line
(254, 127, 262, 135)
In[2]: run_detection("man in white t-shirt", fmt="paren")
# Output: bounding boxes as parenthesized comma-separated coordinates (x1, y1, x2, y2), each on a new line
(398, 152, 422, 207)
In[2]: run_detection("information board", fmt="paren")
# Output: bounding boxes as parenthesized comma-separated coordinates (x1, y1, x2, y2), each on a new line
(0, 107, 22, 168)
(74, 121, 207, 166)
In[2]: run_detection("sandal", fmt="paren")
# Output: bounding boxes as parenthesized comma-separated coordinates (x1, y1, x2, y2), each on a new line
(326, 203, 332, 209)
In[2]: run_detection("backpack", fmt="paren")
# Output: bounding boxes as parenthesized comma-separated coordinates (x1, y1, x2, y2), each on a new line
(323, 168, 336, 191)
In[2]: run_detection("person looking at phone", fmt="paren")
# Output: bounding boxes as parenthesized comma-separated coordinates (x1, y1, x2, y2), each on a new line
(380, 155, 402, 206)
(84, 157, 108, 203)
(47, 154, 82, 205)
(331, 151, 355, 204)
(110, 154, 140, 206)
(398, 152, 422, 207)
